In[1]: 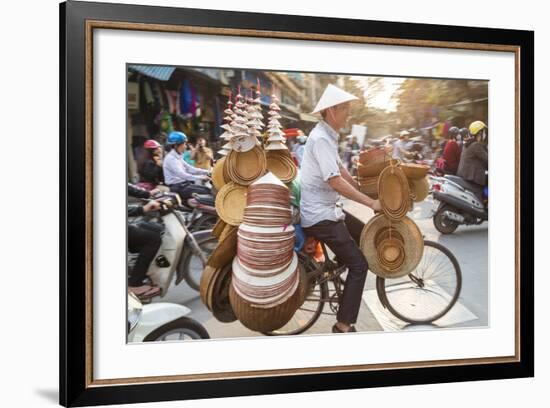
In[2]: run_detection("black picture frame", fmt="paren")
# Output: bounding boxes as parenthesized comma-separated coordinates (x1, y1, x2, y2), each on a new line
(60, 1, 534, 406)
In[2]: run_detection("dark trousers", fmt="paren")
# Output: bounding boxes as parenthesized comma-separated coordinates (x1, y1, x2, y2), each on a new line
(128, 225, 162, 286)
(303, 219, 369, 325)
(169, 182, 210, 202)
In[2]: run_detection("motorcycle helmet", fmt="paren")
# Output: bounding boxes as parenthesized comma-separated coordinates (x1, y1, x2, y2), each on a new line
(143, 139, 161, 149)
(459, 127, 469, 139)
(448, 126, 459, 138)
(469, 120, 487, 136)
(167, 131, 188, 145)
(296, 135, 307, 144)
(469, 120, 488, 144)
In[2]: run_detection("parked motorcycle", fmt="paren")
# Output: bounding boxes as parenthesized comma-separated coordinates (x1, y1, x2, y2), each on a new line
(127, 292, 209, 342)
(128, 192, 216, 295)
(430, 175, 488, 234)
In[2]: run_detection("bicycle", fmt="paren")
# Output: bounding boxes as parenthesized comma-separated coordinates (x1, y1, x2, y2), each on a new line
(264, 239, 462, 336)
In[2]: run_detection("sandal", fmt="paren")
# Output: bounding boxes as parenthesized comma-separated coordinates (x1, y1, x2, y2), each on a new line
(129, 284, 161, 299)
(332, 323, 357, 333)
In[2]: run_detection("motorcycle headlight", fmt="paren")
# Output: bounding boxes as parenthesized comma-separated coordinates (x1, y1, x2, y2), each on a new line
(127, 292, 143, 333)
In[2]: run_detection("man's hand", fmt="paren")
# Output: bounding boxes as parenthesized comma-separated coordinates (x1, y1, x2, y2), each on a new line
(143, 200, 162, 213)
(149, 188, 161, 197)
(371, 199, 382, 212)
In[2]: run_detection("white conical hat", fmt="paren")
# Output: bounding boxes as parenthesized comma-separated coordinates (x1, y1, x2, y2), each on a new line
(311, 84, 359, 114)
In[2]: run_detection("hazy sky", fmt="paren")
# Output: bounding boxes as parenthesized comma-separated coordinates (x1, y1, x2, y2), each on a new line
(353, 76, 406, 112)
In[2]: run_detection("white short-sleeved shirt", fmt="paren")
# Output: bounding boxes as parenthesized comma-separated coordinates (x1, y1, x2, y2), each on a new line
(299, 121, 345, 227)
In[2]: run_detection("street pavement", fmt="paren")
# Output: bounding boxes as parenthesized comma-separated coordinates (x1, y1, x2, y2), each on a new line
(152, 195, 488, 339)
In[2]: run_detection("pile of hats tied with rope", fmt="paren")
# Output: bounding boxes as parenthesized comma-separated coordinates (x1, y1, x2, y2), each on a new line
(200, 172, 306, 332)
(200, 85, 303, 331)
(356, 148, 429, 279)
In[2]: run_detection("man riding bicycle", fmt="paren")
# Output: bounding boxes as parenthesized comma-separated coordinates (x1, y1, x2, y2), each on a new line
(300, 84, 381, 334)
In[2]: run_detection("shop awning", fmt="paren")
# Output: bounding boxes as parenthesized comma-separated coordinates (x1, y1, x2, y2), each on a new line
(128, 65, 176, 81)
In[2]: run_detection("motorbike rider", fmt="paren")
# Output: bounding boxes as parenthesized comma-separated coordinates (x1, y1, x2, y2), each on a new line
(127, 184, 162, 299)
(393, 130, 410, 160)
(162, 131, 211, 205)
(138, 139, 165, 189)
(294, 133, 307, 167)
(441, 126, 462, 175)
(458, 127, 469, 149)
(457, 121, 488, 203)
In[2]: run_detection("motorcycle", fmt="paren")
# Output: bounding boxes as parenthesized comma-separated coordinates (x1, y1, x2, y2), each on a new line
(128, 192, 217, 295)
(430, 174, 488, 234)
(184, 192, 217, 232)
(127, 291, 209, 342)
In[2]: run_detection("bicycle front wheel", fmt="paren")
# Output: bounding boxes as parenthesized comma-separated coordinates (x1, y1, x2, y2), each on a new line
(376, 240, 462, 324)
(264, 253, 328, 336)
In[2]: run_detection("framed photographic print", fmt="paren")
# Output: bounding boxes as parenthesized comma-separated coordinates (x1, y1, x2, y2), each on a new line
(60, 0, 534, 406)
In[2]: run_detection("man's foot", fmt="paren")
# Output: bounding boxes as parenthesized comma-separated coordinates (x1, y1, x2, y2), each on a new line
(332, 322, 357, 333)
(129, 284, 161, 300)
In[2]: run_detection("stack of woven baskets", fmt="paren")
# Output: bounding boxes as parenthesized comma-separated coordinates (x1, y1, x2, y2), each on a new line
(358, 150, 429, 279)
(357, 147, 430, 203)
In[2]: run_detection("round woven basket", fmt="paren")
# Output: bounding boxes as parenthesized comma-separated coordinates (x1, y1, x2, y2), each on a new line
(358, 147, 392, 166)
(360, 214, 424, 279)
(408, 176, 430, 202)
(357, 158, 399, 178)
(215, 182, 247, 226)
(199, 265, 219, 311)
(228, 269, 302, 332)
(378, 165, 410, 221)
(212, 156, 228, 191)
(211, 263, 237, 323)
(401, 163, 430, 180)
(226, 146, 266, 185)
(265, 151, 297, 183)
(206, 226, 238, 268)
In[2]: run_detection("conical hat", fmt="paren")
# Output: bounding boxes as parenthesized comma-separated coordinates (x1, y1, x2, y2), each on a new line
(265, 141, 288, 151)
(311, 84, 359, 114)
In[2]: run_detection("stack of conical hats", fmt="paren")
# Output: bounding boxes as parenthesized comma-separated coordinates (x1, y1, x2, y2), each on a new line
(202, 86, 302, 331)
(229, 172, 305, 332)
(216, 96, 235, 157)
(224, 91, 267, 186)
(264, 94, 297, 183)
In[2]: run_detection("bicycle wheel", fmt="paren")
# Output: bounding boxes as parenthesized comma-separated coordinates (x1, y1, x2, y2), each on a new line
(376, 240, 462, 324)
(264, 253, 328, 336)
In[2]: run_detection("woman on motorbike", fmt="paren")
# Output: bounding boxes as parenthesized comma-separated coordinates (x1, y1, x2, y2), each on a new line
(441, 126, 462, 175)
(162, 131, 211, 205)
(138, 139, 165, 190)
(127, 183, 162, 299)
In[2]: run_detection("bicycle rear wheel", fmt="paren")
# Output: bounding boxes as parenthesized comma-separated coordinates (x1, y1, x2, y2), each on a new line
(264, 253, 328, 336)
(376, 240, 462, 324)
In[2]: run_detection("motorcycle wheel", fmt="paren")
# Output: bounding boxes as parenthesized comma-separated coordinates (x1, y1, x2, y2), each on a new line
(189, 214, 217, 232)
(143, 317, 210, 341)
(433, 204, 459, 234)
(178, 236, 218, 291)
